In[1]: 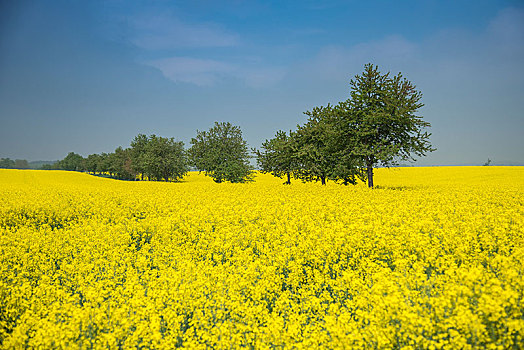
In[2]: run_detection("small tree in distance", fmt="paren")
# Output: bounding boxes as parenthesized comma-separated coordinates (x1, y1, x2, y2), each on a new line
(189, 122, 254, 183)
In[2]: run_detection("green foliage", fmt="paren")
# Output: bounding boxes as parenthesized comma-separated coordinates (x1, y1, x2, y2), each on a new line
(130, 134, 149, 179)
(56, 152, 85, 171)
(142, 135, 188, 182)
(28, 161, 56, 169)
(254, 130, 296, 184)
(337, 63, 434, 187)
(189, 122, 254, 183)
(294, 104, 365, 185)
(38, 135, 188, 182)
(97, 153, 111, 174)
(129, 134, 188, 182)
(109, 147, 136, 180)
(293, 105, 339, 185)
(0, 158, 16, 169)
(84, 154, 102, 174)
(41, 163, 55, 170)
(0, 158, 30, 169)
(14, 159, 29, 169)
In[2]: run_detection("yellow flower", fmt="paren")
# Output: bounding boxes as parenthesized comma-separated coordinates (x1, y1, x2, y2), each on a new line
(0, 167, 522, 348)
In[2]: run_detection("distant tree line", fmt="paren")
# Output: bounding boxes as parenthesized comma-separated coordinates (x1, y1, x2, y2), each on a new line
(40, 121, 254, 183)
(41, 137, 188, 182)
(7, 64, 434, 187)
(0, 158, 29, 169)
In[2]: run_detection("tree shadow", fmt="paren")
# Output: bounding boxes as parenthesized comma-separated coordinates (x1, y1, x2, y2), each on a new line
(374, 185, 415, 191)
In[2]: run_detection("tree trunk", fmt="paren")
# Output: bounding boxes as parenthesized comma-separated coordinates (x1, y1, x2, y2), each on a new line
(367, 163, 374, 188)
(321, 175, 326, 185)
(285, 172, 291, 185)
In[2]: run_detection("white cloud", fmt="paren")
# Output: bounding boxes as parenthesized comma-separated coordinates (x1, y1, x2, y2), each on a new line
(129, 13, 239, 50)
(146, 57, 234, 86)
(146, 56, 285, 88)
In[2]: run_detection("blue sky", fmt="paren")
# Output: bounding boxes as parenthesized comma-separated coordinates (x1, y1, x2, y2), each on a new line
(1, 0, 523, 165)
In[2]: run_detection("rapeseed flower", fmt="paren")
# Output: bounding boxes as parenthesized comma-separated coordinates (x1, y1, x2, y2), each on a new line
(0, 167, 522, 348)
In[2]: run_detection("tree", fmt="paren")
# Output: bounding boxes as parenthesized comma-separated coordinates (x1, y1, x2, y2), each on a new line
(14, 159, 29, 169)
(130, 134, 149, 180)
(292, 105, 363, 185)
(0, 158, 28, 169)
(57, 152, 85, 171)
(144, 135, 188, 182)
(84, 154, 102, 174)
(0, 158, 15, 169)
(338, 63, 434, 188)
(254, 130, 296, 184)
(110, 147, 136, 180)
(293, 105, 340, 185)
(189, 122, 254, 183)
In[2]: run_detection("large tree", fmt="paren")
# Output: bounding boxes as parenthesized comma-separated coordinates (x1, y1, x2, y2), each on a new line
(144, 135, 188, 182)
(338, 63, 434, 188)
(189, 122, 254, 183)
(254, 130, 296, 184)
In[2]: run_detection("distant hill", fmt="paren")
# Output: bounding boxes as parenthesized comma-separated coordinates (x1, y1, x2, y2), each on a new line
(29, 160, 57, 169)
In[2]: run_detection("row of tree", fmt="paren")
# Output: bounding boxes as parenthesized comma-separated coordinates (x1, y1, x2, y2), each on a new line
(255, 63, 434, 187)
(40, 64, 433, 188)
(0, 158, 30, 169)
(43, 122, 253, 183)
(43, 137, 187, 181)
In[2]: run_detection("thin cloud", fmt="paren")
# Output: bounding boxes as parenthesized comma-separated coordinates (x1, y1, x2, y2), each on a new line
(146, 56, 286, 88)
(299, 7, 523, 89)
(129, 13, 239, 50)
(146, 57, 234, 86)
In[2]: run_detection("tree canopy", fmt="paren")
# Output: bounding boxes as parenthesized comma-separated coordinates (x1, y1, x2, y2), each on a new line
(337, 63, 434, 187)
(142, 135, 188, 182)
(255, 130, 296, 184)
(189, 122, 254, 183)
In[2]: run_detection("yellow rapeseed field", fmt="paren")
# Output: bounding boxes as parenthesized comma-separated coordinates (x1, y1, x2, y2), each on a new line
(0, 167, 523, 349)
